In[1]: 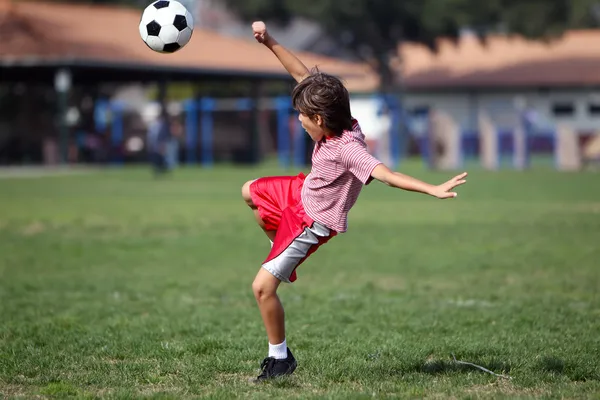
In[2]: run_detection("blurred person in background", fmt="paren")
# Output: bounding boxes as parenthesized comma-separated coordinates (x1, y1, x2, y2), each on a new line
(146, 107, 171, 176)
(166, 115, 183, 169)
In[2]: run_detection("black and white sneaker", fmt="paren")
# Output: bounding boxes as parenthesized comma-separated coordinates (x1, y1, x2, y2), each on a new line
(252, 348, 297, 382)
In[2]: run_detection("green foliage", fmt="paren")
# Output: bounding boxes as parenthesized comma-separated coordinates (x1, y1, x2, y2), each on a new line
(221, 0, 600, 88)
(492, 0, 600, 38)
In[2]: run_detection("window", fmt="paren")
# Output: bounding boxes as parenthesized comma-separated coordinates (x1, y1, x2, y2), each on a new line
(552, 102, 575, 117)
(588, 103, 600, 116)
(411, 106, 430, 117)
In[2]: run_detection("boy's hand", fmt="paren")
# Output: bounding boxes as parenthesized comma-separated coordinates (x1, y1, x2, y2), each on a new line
(252, 21, 269, 44)
(251, 20, 309, 82)
(430, 172, 468, 199)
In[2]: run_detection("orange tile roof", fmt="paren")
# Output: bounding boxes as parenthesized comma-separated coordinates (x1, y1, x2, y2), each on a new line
(401, 30, 600, 89)
(0, 1, 378, 92)
(4, 1, 599, 91)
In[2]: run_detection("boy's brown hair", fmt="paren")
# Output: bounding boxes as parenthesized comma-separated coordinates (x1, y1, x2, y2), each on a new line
(291, 68, 353, 136)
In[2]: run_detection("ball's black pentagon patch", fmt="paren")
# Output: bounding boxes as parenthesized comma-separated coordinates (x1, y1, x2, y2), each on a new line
(163, 42, 181, 53)
(173, 14, 188, 31)
(153, 0, 169, 9)
(146, 20, 161, 36)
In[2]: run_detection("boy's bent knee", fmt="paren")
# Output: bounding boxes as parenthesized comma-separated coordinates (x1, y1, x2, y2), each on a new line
(242, 180, 255, 207)
(252, 272, 280, 302)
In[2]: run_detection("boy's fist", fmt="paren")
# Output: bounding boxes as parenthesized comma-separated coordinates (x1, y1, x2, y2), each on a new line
(252, 21, 268, 43)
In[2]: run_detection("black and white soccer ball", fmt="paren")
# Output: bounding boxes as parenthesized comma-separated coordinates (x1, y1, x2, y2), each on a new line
(139, 0, 194, 53)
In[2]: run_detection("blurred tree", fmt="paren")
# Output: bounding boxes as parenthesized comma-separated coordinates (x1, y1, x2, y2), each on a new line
(219, 0, 600, 91)
(40, 0, 148, 6)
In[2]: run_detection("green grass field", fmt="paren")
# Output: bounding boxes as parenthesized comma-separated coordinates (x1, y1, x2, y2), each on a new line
(1, 163, 599, 399)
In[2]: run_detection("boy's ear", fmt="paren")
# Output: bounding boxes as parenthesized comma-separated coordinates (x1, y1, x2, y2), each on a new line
(314, 114, 324, 127)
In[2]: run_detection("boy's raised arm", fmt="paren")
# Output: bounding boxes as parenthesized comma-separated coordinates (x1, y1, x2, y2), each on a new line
(252, 21, 310, 83)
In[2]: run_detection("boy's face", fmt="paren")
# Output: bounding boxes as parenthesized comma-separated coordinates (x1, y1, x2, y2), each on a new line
(298, 113, 327, 142)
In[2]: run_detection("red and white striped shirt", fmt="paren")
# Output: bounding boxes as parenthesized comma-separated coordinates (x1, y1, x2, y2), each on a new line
(301, 119, 382, 233)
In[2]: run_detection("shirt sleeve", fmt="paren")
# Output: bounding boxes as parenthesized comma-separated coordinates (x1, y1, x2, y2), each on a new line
(340, 141, 383, 184)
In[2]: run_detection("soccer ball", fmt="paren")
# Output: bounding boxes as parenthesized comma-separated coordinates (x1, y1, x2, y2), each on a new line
(139, 0, 194, 54)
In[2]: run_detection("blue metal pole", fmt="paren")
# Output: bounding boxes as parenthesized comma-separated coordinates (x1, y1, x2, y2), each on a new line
(552, 129, 558, 170)
(524, 124, 532, 169)
(237, 97, 259, 164)
(200, 98, 215, 167)
(386, 94, 401, 169)
(275, 96, 291, 169)
(458, 129, 465, 169)
(94, 99, 109, 134)
(184, 99, 198, 165)
(110, 100, 124, 165)
(293, 118, 305, 168)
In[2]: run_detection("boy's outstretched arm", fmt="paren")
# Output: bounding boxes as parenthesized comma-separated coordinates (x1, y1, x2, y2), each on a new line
(370, 164, 467, 199)
(252, 21, 310, 83)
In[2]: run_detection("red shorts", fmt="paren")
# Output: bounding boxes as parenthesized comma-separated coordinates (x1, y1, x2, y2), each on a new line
(249, 173, 337, 283)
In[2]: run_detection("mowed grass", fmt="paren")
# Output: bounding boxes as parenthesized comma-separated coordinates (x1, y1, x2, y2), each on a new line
(1, 162, 599, 399)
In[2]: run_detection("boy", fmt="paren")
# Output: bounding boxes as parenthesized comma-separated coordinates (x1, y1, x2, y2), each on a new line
(242, 21, 468, 382)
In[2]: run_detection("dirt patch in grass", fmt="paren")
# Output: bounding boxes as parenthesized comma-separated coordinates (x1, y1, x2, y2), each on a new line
(465, 380, 549, 397)
(0, 384, 38, 398)
(20, 222, 46, 236)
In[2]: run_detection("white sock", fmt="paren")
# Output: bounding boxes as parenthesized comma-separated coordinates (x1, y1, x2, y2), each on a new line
(268, 339, 288, 359)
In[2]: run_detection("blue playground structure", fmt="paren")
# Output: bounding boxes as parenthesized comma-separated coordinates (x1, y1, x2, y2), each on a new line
(95, 94, 408, 169)
(94, 94, 562, 170)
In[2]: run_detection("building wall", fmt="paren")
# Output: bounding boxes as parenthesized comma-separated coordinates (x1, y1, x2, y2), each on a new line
(404, 89, 600, 133)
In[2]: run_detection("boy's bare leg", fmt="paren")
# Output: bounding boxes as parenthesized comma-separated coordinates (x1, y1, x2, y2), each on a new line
(242, 181, 276, 242)
(252, 268, 285, 345)
(252, 207, 276, 242)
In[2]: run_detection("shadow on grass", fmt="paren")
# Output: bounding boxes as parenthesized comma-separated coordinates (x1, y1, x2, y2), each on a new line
(407, 356, 512, 377)
(536, 356, 600, 382)
(252, 376, 301, 389)
(538, 356, 565, 374)
(405, 355, 599, 382)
